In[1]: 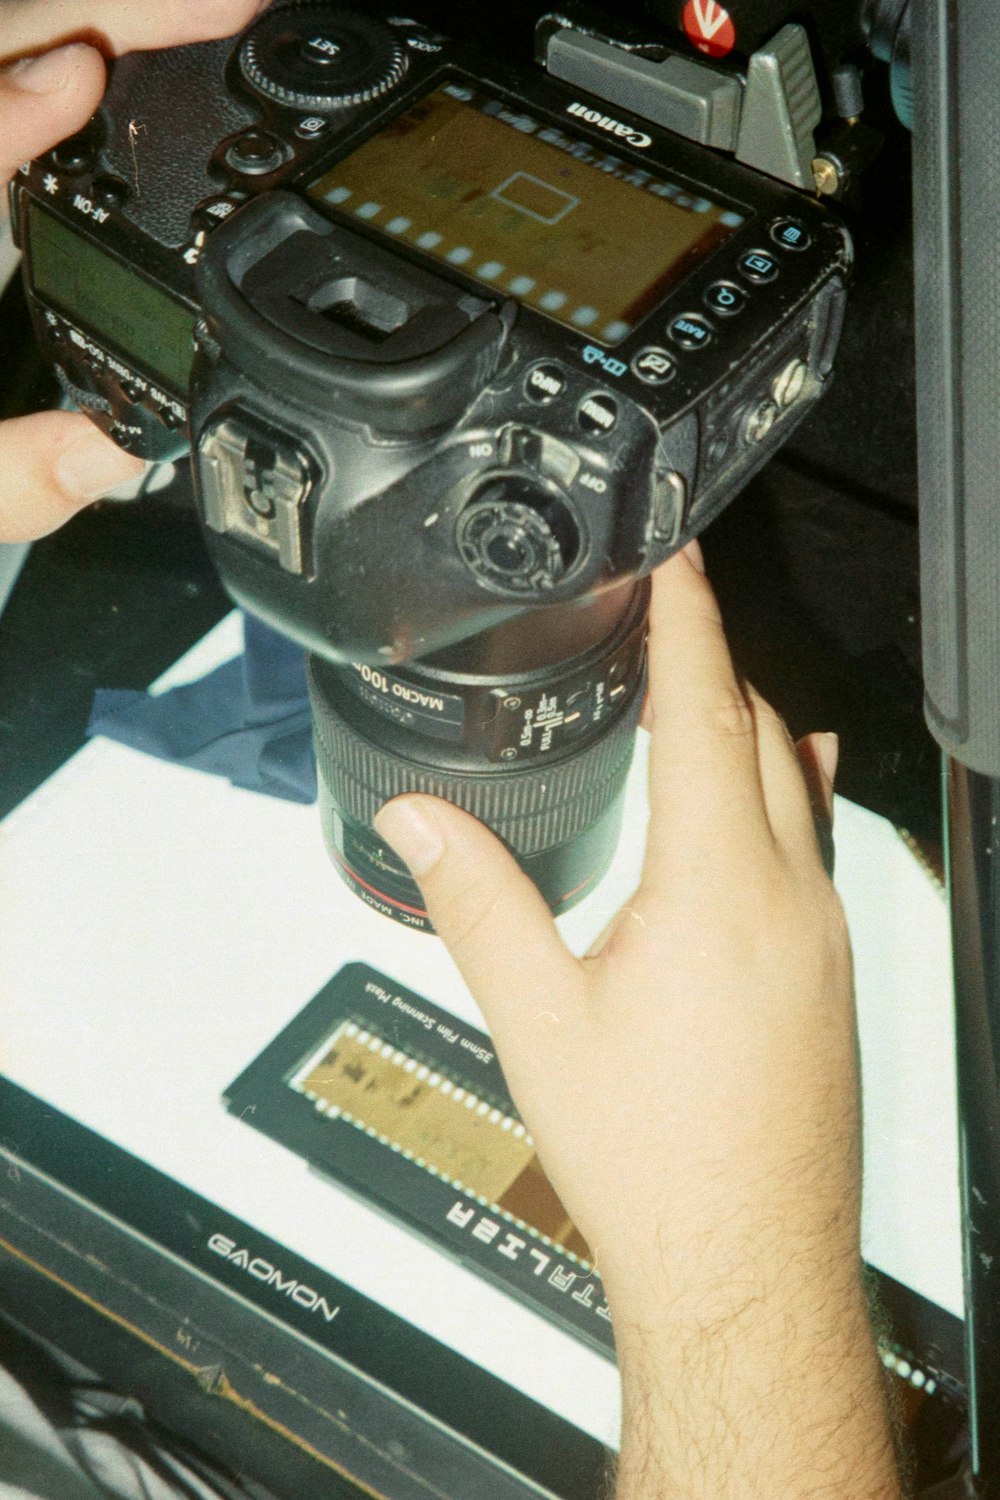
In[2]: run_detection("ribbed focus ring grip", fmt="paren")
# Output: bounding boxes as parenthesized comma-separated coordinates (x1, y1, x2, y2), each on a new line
(309, 670, 643, 857)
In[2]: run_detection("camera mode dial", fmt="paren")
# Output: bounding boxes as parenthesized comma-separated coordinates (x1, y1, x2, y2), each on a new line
(458, 477, 580, 595)
(239, 5, 408, 112)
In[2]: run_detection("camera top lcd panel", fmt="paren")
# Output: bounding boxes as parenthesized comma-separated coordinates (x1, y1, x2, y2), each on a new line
(11, 0, 851, 664)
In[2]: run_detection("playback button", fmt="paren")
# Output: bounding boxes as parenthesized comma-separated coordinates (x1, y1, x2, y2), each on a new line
(739, 250, 779, 283)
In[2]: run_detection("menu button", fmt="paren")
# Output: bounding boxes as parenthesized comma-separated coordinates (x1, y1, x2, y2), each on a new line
(577, 394, 619, 436)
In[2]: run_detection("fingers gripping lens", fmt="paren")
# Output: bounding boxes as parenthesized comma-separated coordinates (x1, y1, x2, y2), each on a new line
(307, 585, 649, 932)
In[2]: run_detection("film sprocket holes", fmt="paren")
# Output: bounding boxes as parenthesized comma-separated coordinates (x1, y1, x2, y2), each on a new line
(224, 963, 614, 1356)
(12, 1, 851, 927)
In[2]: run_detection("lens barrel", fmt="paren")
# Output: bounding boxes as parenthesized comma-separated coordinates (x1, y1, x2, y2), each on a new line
(308, 583, 648, 930)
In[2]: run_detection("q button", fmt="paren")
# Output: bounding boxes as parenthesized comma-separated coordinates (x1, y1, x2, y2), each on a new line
(704, 281, 746, 317)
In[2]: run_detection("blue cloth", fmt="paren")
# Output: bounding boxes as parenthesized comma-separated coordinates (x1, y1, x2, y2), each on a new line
(86, 614, 317, 804)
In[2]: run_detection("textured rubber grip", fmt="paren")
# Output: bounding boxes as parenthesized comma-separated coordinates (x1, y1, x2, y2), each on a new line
(912, 0, 1000, 772)
(309, 663, 644, 857)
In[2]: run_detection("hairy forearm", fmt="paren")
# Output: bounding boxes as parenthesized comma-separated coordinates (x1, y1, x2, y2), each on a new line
(610, 1268, 903, 1500)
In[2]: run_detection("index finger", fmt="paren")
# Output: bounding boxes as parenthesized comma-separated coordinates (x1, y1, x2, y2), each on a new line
(0, 0, 265, 63)
(641, 543, 772, 891)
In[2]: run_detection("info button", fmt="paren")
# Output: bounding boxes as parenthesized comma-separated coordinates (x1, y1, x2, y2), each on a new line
(525, 363, 568, 404)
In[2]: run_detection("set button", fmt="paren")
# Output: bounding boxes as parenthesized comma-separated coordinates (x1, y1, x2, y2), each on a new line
(771, 218, 811, 252)
(704, 281, 746, 317)
(668, 314, 712, 350)
(739, 250, 779, 283)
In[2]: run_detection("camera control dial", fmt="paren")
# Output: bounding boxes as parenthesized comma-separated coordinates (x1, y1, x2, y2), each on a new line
(458, 477, 581, 595)
(239, 5, 409, 112)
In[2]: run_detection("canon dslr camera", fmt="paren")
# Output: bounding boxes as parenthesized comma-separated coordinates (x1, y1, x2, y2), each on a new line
(11, 0, 851, 928)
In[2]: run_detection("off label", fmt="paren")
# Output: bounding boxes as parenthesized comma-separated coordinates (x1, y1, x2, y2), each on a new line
(681, 0, 737, 58)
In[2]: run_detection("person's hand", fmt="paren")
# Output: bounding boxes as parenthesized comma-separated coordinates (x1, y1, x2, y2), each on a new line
(375, 545, 900, 1498)
(0, 0, 265, 542)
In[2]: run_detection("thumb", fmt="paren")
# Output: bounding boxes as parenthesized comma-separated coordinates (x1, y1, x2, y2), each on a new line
(0, 412, 147, 541)
(0, 44, 106, 184)
(373, 795, 583, 1030)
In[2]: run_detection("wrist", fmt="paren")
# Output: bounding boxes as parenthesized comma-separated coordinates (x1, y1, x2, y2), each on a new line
(600, 1226, 868, 1347)
(609, 1264, 902, 1500)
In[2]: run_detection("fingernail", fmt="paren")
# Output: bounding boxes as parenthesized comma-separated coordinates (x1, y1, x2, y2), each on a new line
(56, 429, 147, 500)
(8, 44, 94, 94)
(681, 537, 706, 573)
(817, 731, 840, 788)
(374, 798, 445, 877)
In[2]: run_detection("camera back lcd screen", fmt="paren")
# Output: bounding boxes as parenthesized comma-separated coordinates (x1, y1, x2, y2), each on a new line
(307, 81, 747, 346)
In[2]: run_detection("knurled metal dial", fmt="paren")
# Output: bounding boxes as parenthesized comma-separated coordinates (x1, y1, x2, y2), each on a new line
(239, 5, 409, 112)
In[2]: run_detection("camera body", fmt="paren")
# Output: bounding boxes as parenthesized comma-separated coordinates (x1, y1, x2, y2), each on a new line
(11, 0, 850, 666)
(10, 0, 852, 926)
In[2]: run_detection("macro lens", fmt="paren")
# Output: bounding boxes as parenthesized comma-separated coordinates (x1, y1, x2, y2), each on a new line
(308, 582, 648, 931)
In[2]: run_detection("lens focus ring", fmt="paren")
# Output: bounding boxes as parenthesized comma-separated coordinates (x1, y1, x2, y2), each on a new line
(308, 662, 643, 857)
